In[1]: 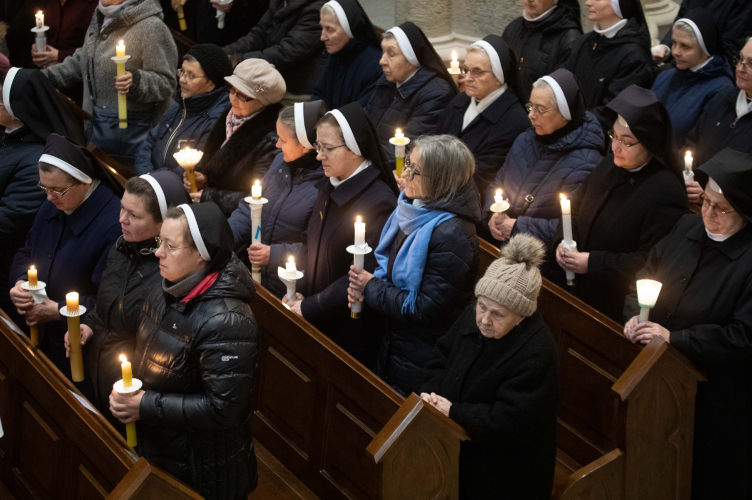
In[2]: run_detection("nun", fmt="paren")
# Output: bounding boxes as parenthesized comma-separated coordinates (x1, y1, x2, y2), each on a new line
(8, 134, 123, 384)
(61, 171, 190, 423)
(485, 69, 604, 250)
(312, 0, 383, 109)
(435, 35, 530, 205)
(111, 202, 259, 500)
(363, 22, 459, 158)
(623, 149, 752, 500)
(284, 102, 398, 368)
(651, 9, 734, 149)
(554, 85, 688, 321)
(502, 0, 583, 102)
(228, 101, 328, 298)
(564, 0, 654, 132)
(0, 67, 85, 324)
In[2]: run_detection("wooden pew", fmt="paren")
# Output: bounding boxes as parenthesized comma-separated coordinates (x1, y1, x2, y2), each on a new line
(478, 239, 705, 500)
(87, 143, 134, 185)
(170, 28, 196, 63)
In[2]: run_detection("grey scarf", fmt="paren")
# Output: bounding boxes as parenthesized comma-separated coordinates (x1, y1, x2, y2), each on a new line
(163, 267, 210, 299)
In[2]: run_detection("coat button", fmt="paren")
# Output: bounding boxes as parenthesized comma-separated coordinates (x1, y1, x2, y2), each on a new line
(278, 169, 282, 173)
(680, 277, 686, 283)
(284, 174, 288, 178)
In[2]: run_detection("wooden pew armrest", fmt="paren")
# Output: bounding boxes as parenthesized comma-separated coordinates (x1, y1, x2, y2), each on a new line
(553, 449, 625, 500)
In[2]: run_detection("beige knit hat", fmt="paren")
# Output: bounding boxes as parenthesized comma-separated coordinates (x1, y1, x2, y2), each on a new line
(474, 234, 546, 317)
(224, 59, 286, 106)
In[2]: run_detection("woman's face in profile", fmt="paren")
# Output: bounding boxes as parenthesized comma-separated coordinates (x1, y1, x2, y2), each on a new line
(475, 296, 523, 339)
(379, 38, 416, 84)
(610, 120, 651, 170)
(155, 218, 205, 282)
(528, 87, 568, 136)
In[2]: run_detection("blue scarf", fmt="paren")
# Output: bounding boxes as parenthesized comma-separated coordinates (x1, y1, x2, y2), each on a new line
(373, 192, 455, 313)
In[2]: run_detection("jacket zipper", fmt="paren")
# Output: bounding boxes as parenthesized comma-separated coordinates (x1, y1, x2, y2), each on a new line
(162, 98, 188, 164)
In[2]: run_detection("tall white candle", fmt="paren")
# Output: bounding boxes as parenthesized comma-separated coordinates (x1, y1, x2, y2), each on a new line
(560, 194, 573, 244)
(684, 151, 693, 173)
(35, 11, 43, 29)
(636, 279, 662, 323)
(286, 256, 296, 275)
(354, 216, 365, 247)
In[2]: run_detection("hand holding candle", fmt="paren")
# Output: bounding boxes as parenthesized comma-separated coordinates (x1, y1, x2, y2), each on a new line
(278, 256, 303, 300)
(347, 216, 372, 319)
(173, 148, 203, 193)
(636, 279, 662, 323)
(26, 266, 40, 346)
(683, 151, 694, 182)
(28, 266, 37, 287)
(64, 292, 85, 381)
(115, 355, 140, 447)
(490, 189, 510, 213)
(560, 194, 576, 286)
(32, 11, 48, 53)
(112, 41, 129, 129)
(389, 129, 410, 178)
(245, 181, 268, 282)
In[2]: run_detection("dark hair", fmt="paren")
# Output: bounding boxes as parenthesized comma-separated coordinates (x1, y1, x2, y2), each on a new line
(124, 177, 162, 222)
(38, 161, 83, 186)
(165, 206, 195, 247)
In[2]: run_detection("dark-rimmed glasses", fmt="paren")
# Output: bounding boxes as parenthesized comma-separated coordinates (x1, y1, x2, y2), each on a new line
(700, 193, 737, 216)
(403, 154, 421, 180)
(314, 142, 347, 155)
(608, 129, 640, 148)
(229, 88, 253, 103)
(460, 66, 492, 78)
(733, 56, 752, 72)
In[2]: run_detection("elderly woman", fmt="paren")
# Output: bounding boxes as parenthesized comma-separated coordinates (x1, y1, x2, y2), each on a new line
(347, 135, 481, 396)
(502, 0, 582, 102)
(188, 59, 286, 216)
(486, 69, 603, 249)
(420, 234, 559, 499)
(134, 44, 233, 175)
(555, 85, 687, 321)
(435, 36, 530, 203)
(42, 0, 178, 163)
(363, 22, 458, 159)
(8, 134, 122, 383)
(311, 0, 382, 109)
(228, 101, 328, 297)
(109, 202, 259, 500)
(623, 149, 752, 499)
(284, 102, 398, 368)
(565, 0, 654, 131)
(651, 10, 733, 149)
(62, 171, 189, 422)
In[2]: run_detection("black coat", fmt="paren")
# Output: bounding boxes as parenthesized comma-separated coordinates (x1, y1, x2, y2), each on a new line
(421, 306, 560, 500)
(365, 182, 481, 397)
(197, 104, 281, 217)
(311, 39, 383, 109)
(624, 215, 752, 499)
(559, 156, 688, 321)
(224, 0, 328, 95)
(564, 18, 654, 132)
(84, 239, 160, 422)
(299, 166, 397, 369)
(686, 87, 752, 169)
(363, 68, 456, 160)
(502, 7, 582, 102)
(159, 0, 268, 47)
(134, 255, 259, 500)
(435, 90, 530, 203)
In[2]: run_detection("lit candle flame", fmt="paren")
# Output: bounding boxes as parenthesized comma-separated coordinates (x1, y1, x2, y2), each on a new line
(451, 50, 458, 62)
(30, 265, 35, 271)
(173, 147, 203, 167)
(560, 193, 567, 201)
(289, 256, 294, 264)
(356, 216, 362, 223)
(255, 180, 260, 186)
(496, 189, 502, 197)
(685, 150, 692, 158)
(120, 354, 128, 363)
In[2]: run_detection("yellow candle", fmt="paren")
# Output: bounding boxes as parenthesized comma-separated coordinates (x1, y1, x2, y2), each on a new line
(30, 326, 38, 347)
(126, 422, 137, 448)
(177, 4, 187, 31)
(28, 266, 37, 287)
(35, 11, 43, 29)
(66, 292, 84, 382)
(66, 292, 79, 312)
(395, 128, 404, 139)
(115, 41, 127, 129)
(120, 355, 133, 388)
(173, 148, 203, 193)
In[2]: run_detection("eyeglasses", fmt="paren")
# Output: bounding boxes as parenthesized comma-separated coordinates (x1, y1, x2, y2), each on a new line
(314, 142, 347, 155)
(524, 103, 555, 116)
(38, 182, 75, 197)
(733, 56, 752, 72)
(155, 237, 194, 253)
(228, 88, 253, 103)
(177, 68, 208, 82)
(608, 129, 641, 148)
(700, 193, 736, 216)
(460, 66, 492, 78)
(403, 155, 421, 180)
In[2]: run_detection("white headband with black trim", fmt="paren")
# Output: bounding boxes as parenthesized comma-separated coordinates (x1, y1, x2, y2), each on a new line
(326, 109, 361, 156)
(471, 40, 504, 84)
(708, 177, 723, 194)
(39, 153, 93, 184)
(539, 76, 571, 121)
(139, 174, 168, 220)
(611, 0, 623, 18)
(294, 103, 314, 150)
(3, 67, 20, 119)
(676, 19, 710, 57)
(386, 27, 419, 67)
(324, 1, 353, 38)
(178, 204, 211, 261)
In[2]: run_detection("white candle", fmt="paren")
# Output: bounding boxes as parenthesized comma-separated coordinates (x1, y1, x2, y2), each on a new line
(560, 194, 573, 244)
(354, 216, 365, 246)
(450, 50, 459, 71)
(251, 180, 262, 199)
(286, 256, 296, 275)
(35, 11, 43, 29)
(494, 189, 503, 205)
(636, 279, 662, 323)
(395, 129, 404, 140)
(684, 151, 693, 172)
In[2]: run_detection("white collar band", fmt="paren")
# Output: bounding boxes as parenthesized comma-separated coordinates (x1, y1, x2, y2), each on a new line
(471, 40, 504, 84)
(523, 5, 557, 22)
(293, 103, 314, 150)
(386, 27, 419, 67)
(39, 153, 93, 184)
(178, 204, 211, 261)
(539, 75, 571, 120)
(139, 174, 168, 220)
(325, 109, 361, 156)
(3, 67, 20, 119)
(676, 18, 710, 57)
(324, 1, 353, 38)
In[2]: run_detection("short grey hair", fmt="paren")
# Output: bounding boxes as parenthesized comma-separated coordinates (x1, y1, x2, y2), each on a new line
(277, 106, 298, 144)
(673, 21, 700, 48)
(320, 3, 336, 16)
(38, 162, 83, 186)
(382, 31, 395, 41)
(412, 135, 475, 204)
(531, 79, 558, 110)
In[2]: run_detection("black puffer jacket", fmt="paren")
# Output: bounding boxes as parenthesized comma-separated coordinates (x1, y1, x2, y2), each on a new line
(134, 254, 259, 500)
(197, 104, 281, 217)
(503, 7, 582, 102)
(366, 181, 481, 396)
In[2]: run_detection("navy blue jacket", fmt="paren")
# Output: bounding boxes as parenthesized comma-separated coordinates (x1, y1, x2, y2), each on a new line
(436, 90, 530, 205)
(652, 56, 734, 149)
(10, 185, 122, 378)
(362, 68, 456, 160)
(134, 88, 231, 175)
(311, 40, 382, 109)
(484, 112, 604, 248)
(228, 151, 325, 297)
(365, 181, 481, 397)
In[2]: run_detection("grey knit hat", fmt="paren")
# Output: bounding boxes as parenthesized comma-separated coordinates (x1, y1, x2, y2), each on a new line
(474, 234, 546, 317)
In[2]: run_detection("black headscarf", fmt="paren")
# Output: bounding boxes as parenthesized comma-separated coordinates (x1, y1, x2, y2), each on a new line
(177, 202, 234, 274)
(294, 100, 328, 150)
(472, 35, 521, 101)
(325, 0, 381, 49)
(388, 22, 459, 95)
(535, 68, 586, 144)
(676, 8, 725, 59)
(138, 170, 192, 220)
(557, 0, 582, 31)
(327, 102, 400, 195)
(604, 85, 681, 174)
(614, 0, 647, 28)
(3, 68, 85, 145)
(40, 134, 125, 197)
(695, 149, 752, 222)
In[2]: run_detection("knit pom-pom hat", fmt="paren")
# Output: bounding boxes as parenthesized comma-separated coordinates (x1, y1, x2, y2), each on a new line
(474, 234, 546, 317)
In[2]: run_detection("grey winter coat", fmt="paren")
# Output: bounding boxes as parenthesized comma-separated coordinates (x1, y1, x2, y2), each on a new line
(42, 0, 177, 125)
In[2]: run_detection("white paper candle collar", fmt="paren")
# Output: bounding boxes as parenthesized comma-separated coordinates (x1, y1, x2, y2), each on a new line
(293, 103, 314, 150)
(325, 109, 361, 156)
(2, 67, 20, 119)
(139, 174, 168, 219)
(177, 204, 211, 261)
(539, 75, 571, 121)
(611, 0, 623, 18)
(324, 1, 353, 38)
(38, 153, 93, 183)
(386, 27, 419, 67)
(471, 40, 504, 84)
(675, 19, 710, 57)
(707, 177, 723, 194)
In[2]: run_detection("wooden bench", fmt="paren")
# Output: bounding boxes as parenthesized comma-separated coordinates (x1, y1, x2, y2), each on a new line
(170, 28, 196, 63)
(87, 143, 134, 186)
